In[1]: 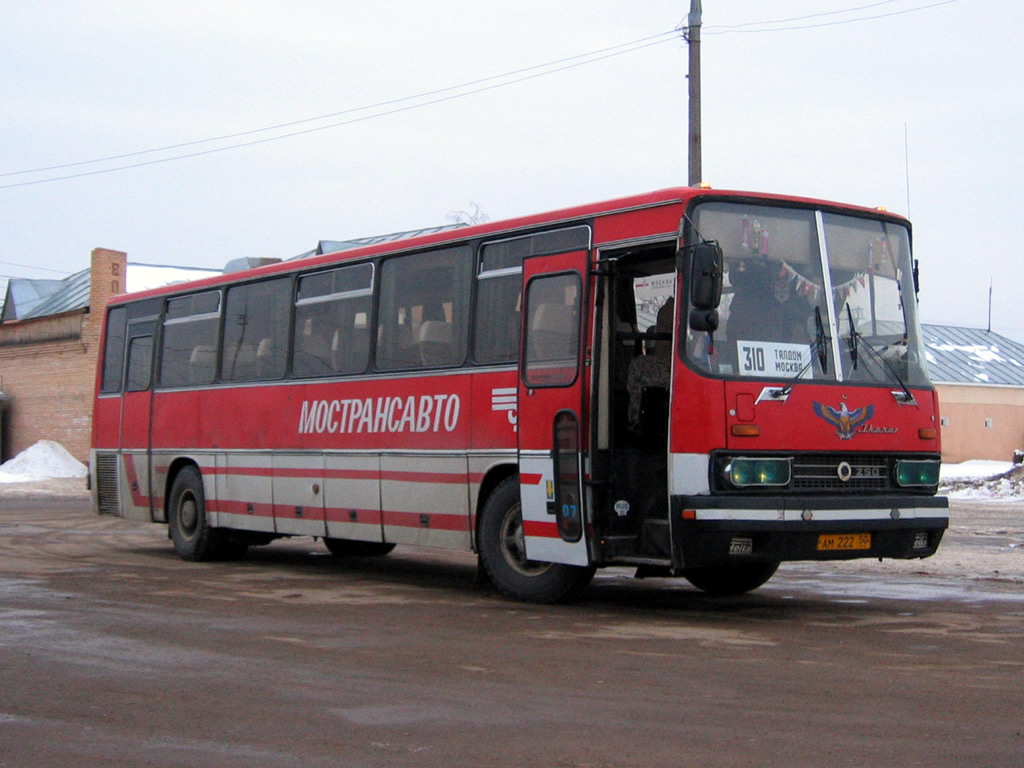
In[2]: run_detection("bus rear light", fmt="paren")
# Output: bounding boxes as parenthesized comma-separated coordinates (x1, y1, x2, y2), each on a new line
(918, 427, 937, 440)
(731, 424, 760, 437)
(724, 457, 792, 488)
(682, 509, 697, 521)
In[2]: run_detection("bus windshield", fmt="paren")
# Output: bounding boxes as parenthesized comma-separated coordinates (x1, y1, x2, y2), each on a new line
(685, 201, 930, 389)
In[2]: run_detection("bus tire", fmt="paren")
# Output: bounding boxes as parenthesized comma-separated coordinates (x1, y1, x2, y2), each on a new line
(167, 465, 230, 561)
(478, 475, 594, 604)
(323, 538, 396, 557)
(683, 561, 779, 596)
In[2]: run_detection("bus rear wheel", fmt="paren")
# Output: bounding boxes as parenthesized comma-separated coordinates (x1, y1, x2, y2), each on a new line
(478, 476, 594, 604)
(168, 465, 233, 561)
(683, 561, 779, 596)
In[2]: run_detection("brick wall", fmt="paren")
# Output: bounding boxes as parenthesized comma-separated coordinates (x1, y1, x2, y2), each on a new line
(0, 248, 127, 463)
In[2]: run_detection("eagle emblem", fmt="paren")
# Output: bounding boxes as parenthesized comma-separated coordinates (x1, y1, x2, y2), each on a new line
(812, 401, 875, 440)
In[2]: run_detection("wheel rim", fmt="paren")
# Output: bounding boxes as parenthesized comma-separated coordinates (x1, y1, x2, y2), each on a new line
(178, 492, 199, 538)
(499, 501, 552, 577)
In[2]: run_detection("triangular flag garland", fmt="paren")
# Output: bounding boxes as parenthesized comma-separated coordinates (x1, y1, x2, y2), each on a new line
(740, 217, 880, 306)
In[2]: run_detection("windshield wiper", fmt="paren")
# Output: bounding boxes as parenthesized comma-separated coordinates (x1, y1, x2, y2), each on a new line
(844, 308, 915, 403)
(845, 304, 858, 371)
(776, 306, 829, 398)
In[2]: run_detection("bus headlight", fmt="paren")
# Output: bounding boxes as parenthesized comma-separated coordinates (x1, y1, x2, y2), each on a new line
(724, 458, 792, 488)
(895, 459, 940, 487)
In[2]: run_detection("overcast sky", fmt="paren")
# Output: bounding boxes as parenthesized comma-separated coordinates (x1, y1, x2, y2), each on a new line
(3, 1, 1022, 340)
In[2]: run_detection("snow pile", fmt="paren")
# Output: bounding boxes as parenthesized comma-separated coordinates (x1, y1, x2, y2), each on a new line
(0, 440, 87, 483)
(940, 460, 1024, 501)
(940, 460, 1015, 481)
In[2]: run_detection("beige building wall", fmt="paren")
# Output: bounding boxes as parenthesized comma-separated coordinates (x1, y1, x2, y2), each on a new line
(935, 383, 1024, 464)
(0, 248, 126, 462)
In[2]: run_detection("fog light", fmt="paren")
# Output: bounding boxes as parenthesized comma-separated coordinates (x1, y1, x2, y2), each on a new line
(728, 459, 754, 486)
(725, 457, 791, 487)
(896, 459, 940, 487)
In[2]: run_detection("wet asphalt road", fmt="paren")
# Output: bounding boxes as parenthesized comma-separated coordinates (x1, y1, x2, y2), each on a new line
(1, 496, 1022, 768)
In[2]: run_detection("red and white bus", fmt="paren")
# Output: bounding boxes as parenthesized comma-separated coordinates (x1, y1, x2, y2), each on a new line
(90, 187, 948, 602)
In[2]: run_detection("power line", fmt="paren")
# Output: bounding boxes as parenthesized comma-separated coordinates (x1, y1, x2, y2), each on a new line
(702, 0, 958, 34)
(1, 30, 680, 187)
(701, 0, 906, 30)
(0, 260, 72, 277)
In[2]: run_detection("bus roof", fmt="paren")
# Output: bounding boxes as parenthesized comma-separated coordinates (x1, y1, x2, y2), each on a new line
(107, 186, 907, 306)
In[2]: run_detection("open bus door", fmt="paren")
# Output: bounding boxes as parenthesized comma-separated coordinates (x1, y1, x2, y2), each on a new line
(516, 250, 591, 567)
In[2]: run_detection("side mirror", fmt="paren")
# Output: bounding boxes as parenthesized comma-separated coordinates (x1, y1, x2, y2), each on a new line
(688, 241, 723, 310)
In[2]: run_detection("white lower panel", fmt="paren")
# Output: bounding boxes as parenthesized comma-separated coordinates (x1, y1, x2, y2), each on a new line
(518, 452, 589, 567)
(324, 454, 383, 542)
(380, 454, 471, 550)
(671, 453, 711, 496)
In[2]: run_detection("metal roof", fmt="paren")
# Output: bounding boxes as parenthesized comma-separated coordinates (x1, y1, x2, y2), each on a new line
(296, 224, 467, 260)
(0, 264, 222, 323)
(922, 324, 1024, 388)
(1, 270, 90, 322)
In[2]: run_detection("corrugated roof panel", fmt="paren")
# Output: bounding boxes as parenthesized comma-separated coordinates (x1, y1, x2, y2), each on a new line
(17, 269, 91, 320)
(310, 223, 467, 258)
(922, 324, 1024, 388)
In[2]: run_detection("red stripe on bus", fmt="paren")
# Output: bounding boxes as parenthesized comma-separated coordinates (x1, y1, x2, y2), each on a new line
(209, 499, 275, 518)
(380, 470, 468, 484)
(522, 520, 559, 538)
(324, 507, 383, 525)
(380, 510, 471, 532)
(520, 473, 543, 485)
(158, 465, 466, 484)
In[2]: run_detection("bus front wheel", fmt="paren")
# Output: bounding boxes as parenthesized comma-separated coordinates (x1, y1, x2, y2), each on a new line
(168, 465, 234, 561)
(478, 476, 594, 604)
(682, 562, 779, 596)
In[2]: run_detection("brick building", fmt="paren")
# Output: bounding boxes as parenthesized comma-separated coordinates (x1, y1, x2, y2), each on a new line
(0, 248, 126, 462)
(0, 250, 220, 464)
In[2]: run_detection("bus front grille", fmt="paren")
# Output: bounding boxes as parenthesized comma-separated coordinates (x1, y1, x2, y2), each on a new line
(791, 454, 890, 492)
(94, 453, 122, 516)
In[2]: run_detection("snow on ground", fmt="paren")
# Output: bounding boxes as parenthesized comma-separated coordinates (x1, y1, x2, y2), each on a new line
(941, 461, 1024, 501)
(0, 440, 87, 483)
(940, 460, 1015, 481)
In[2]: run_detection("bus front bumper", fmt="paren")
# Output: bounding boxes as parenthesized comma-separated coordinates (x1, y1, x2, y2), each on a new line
(670, 494, 949, 570)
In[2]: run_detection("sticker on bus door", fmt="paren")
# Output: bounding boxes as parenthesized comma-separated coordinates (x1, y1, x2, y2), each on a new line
(517, 250, 591, 567)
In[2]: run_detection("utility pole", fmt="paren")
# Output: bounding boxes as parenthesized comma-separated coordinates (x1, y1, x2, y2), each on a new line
(687, 0, 702, 186)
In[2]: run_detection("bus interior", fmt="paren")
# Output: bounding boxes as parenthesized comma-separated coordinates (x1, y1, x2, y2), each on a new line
(593, 240, 678, 565)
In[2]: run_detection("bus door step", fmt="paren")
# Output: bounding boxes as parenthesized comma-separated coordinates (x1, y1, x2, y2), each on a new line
(641, 519, 672, 558)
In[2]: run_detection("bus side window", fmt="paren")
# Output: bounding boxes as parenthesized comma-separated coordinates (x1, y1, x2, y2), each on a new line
(376, 246, 471, 371)
(473, 227, 590, 366)
(221, 278, 290, 382)
(293, 264, 373, 378)
(160, 291, 221, 388)
(474, 274, 520, 364)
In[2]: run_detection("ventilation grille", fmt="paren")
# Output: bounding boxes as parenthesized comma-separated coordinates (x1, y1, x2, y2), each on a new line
(94, 452, 122, 516)
(791, 453, 890, 492)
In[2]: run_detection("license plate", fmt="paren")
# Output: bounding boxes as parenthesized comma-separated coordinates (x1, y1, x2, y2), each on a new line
(817, 533, 871, 551)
